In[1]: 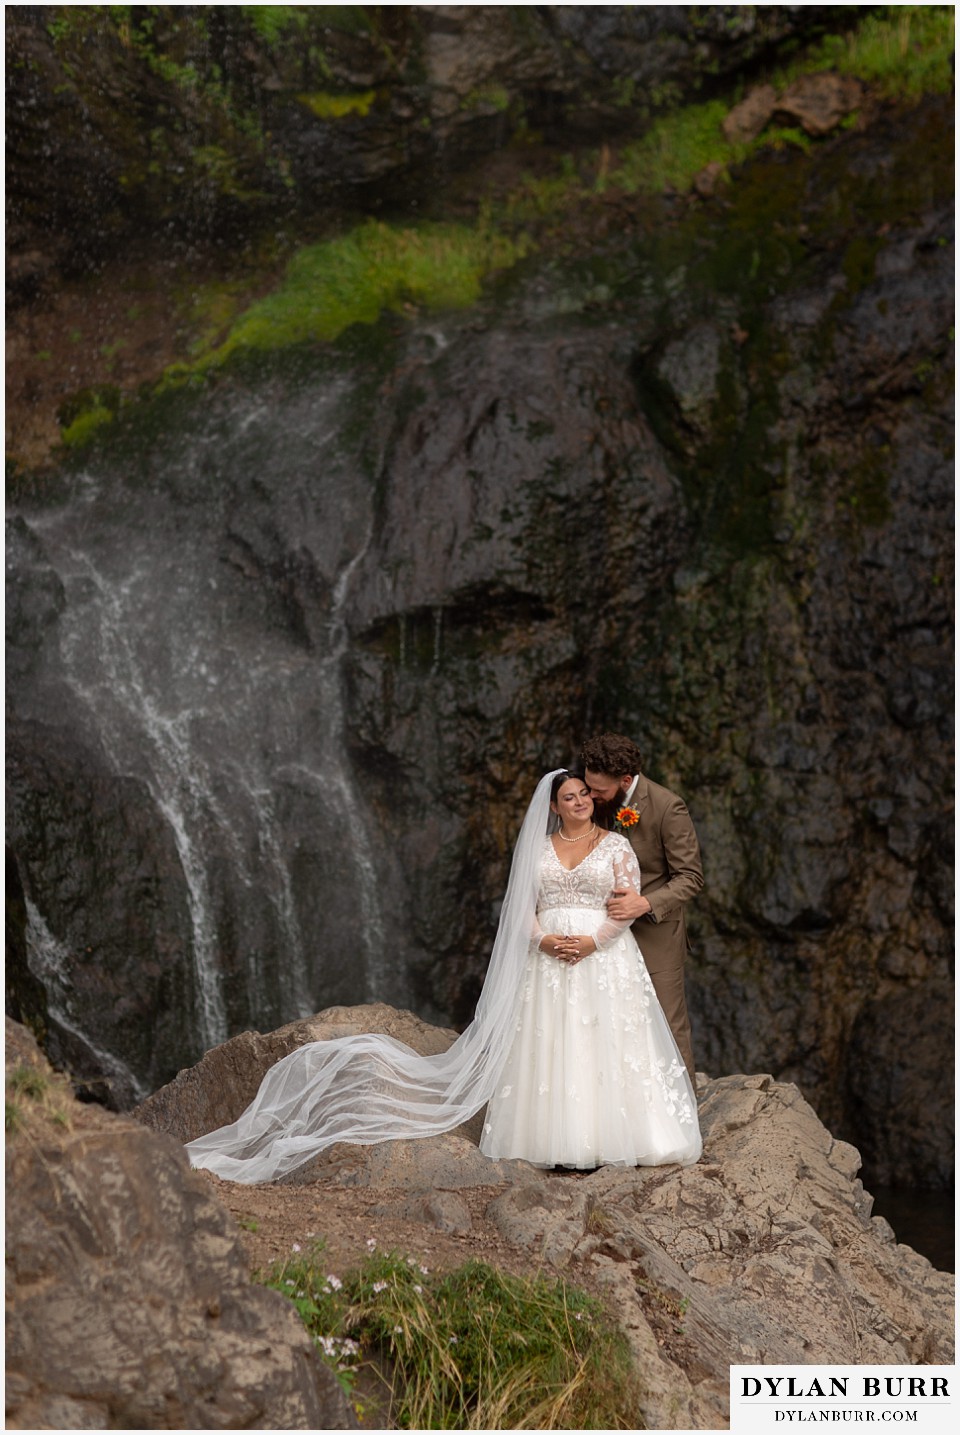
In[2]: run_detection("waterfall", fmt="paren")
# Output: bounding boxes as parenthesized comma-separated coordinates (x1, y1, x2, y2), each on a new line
(54, 550, 232, 1049)
(243, 781, 312, 1018)
(24, 899, 148, 1104)
(12, 380, 399, 1087)
(272, 515, 392, 1000)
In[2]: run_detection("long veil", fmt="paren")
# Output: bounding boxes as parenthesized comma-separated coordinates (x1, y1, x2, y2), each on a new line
(185, 770, 564, 1183)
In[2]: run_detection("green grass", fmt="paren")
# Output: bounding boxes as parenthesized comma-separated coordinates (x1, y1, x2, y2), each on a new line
(5, 1063, 72, 1134)
(261, 1243, 642, 1429)
(7, 1065, 51, 1100)
(613, 99, 747, 195)
(610, 5, 953, 198)
(781, 4, 955, 97)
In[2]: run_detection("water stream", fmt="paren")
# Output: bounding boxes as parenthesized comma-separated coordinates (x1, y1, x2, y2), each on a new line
(14, 380, 397, 1086)
(25, 899, 148, 1103)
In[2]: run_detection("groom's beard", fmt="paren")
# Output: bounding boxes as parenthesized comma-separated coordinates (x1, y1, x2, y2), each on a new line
(592, 796, 622, 828)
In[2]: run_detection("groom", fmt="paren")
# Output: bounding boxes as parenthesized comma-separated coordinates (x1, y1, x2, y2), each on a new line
(580, 733, 703, 1081)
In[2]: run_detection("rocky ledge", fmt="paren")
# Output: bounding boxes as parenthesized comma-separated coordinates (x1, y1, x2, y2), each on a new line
(7, 1007, 954, 1431)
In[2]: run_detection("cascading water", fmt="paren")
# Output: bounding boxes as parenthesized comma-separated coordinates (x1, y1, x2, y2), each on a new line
(24, 899, 148, 1105)
(9, 375, 405, 1094)
(52, 548, 232, 1049)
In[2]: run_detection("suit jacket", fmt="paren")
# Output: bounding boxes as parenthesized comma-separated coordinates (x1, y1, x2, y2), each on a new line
(618, 773, 703, 974)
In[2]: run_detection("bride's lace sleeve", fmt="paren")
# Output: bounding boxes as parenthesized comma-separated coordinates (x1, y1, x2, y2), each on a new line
(594, 841, 643, 951)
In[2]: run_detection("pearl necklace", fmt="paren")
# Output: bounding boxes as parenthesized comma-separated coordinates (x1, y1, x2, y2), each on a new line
(557, 823, 597, 843)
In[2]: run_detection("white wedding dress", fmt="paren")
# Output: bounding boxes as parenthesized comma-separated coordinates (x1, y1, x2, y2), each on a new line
(479, 833, 701, 1169)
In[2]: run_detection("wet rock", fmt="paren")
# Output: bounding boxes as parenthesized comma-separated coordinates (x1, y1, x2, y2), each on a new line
(844, 981, 955, 1188)
(6, 718, 194, 1104)
(4, 516, 65, 682)
(4, 1019, 356, 1431)
(653, 320, 725, 436)
(6, 7, 858, 290)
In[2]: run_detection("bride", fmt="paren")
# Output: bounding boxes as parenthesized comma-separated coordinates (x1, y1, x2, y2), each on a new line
(186, 769, 701, 1183)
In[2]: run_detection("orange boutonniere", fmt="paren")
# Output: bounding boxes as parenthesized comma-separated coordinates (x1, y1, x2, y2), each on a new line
(615, 805, 640, 831)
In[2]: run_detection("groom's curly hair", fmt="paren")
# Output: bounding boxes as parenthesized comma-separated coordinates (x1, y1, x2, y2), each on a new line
(579, 733, 643, 778)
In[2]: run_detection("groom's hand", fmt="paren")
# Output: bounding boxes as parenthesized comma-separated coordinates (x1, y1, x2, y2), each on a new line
(607, 887, 652, 921)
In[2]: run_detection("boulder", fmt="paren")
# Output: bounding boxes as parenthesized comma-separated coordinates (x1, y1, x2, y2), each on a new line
(284, 1131, 539, 1192)
(4, 1019, 356, 1431)
(722, 83, 778, 142)
(371, 1189, 475, 1235)
(773, 72, 865, 137)
(135, 1010, 954, 1430)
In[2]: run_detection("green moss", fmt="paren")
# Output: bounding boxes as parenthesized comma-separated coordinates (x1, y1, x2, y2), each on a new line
(841, 448, 893, 527)
(239, 5, 308, 45)
(760, 125, 814, 155)
(609, 6, 952, 200)
(177, 220, 532, 374)
(60, 406, 115, 449)
(58, 384, 123, 449)
(463, 85, 511, 114)
(191, 145, 263, 200)
(297, 89, 376, 120)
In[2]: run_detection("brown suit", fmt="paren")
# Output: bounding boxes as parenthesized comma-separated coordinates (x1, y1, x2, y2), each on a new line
(618, 773, 703, 1080)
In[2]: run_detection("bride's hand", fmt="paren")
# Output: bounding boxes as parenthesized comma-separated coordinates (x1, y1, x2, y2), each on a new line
(541, 934, 576, 962)
(568, 936, 597, 962)
(548, 935, 596, 964)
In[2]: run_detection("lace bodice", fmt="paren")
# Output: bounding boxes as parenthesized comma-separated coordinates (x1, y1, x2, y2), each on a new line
(533, 833, 643, 951)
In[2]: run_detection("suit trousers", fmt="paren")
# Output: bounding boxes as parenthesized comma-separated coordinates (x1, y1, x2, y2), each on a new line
(633, 915, 696, 1082)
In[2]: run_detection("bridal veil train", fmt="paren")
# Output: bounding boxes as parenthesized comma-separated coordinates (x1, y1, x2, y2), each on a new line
(186, 770, 701, 1183)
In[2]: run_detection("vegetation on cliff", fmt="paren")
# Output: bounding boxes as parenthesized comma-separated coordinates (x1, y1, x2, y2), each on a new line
(6, 4, 952, 459)
(161, 5, 954, 382)
(263, 1242, 639, 1428)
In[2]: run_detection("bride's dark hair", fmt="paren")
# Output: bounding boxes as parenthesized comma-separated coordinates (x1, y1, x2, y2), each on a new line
(550, 769, 586, 801)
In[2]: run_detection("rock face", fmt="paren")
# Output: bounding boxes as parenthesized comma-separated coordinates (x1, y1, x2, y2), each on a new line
(5, 17, 953, 1200)
(137, 1007, 955, 1432)
(4, 1019, 356, 1431)
(6, 5, 842, 292)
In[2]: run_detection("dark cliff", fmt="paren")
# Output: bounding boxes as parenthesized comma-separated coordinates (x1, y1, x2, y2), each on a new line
(5, 6, 954, 1194)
